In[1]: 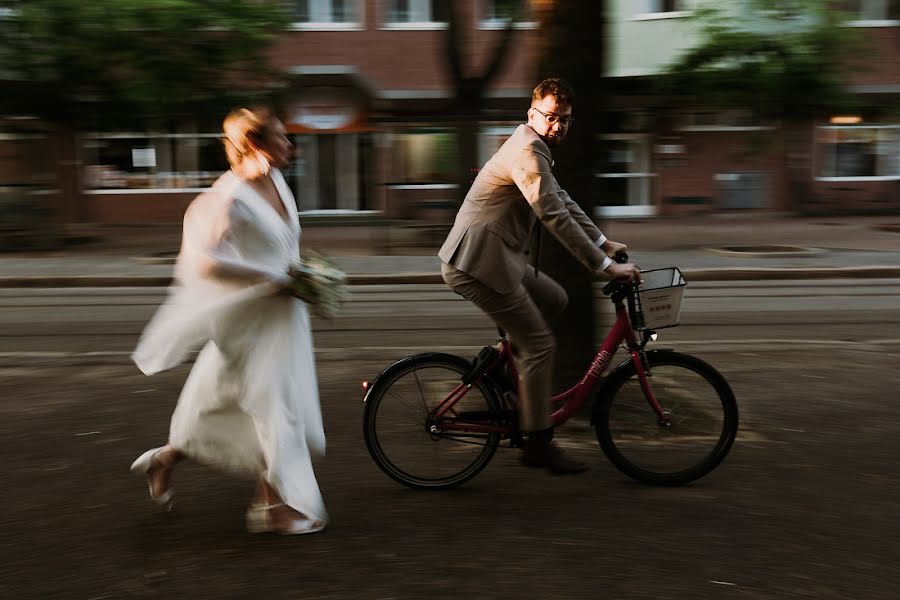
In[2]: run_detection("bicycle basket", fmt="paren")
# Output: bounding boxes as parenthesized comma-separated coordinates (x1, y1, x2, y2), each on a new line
(637, 267, 687, 329)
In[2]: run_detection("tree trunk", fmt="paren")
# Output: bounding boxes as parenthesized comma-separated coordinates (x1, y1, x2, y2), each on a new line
(534, 1, 607, 389)
(455, 118, 481, 203)
(444, 1, 515, 205)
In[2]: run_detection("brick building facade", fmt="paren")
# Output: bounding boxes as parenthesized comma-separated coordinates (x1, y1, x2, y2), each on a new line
(3, 0, 898, 226)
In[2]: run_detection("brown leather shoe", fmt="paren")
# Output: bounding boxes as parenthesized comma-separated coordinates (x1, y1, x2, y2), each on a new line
(521, 429, 589, 475)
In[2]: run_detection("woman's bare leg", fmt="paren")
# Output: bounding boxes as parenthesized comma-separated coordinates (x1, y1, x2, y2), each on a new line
(148, 445, 183, 499)
(253, 476, 318, 529)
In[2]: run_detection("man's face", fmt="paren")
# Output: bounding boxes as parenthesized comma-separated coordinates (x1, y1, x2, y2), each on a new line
(527, 95, 573, 148)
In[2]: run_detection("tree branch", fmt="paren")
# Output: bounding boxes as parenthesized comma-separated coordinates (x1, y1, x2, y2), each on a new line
(479, 17, 515, 88)
(445, 0, 464, 86)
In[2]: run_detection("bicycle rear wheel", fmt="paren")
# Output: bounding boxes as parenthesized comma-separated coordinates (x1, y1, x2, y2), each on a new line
(363, 353, 503, 490)
(595, 350, 738, 485)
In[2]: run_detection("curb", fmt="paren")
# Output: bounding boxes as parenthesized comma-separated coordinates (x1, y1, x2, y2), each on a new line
(2, 266, 900, 288)
(682, 266, 900, 281)
(869, 224, 900, 233)
(704, 245, 826, 259)
(4, 339, 900, 367)
(0, 275, 175, 288)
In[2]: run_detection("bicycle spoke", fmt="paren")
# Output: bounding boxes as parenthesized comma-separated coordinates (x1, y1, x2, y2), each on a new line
(597, 352, 738, 485)
(412, 369, 429, 414)
(614, 402, 654, 416)
(387, 388, 428, 418)
(364, 356, 502, 489)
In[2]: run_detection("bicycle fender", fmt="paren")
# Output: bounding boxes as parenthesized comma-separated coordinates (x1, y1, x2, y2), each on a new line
(363, 352, 501, 404)
(362, 352, 481, 404)
(589, 349, 676, 425)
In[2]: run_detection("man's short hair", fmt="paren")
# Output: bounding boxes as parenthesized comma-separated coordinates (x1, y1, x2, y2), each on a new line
(532, 78, 575, 108)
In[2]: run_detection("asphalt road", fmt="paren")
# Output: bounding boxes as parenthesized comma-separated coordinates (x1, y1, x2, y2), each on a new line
(2, 279, 900, 359)
(2, 281, 899, 598)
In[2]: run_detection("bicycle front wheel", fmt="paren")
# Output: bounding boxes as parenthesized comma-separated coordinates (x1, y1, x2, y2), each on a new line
(596, 350, 738, 485)
(363, 353, 503, 490)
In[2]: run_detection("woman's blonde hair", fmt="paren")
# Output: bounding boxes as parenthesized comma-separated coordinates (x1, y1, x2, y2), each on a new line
(222, 107, 275, 169)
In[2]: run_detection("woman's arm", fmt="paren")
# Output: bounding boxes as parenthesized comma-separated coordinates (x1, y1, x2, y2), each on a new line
(182, 192, 290, 288)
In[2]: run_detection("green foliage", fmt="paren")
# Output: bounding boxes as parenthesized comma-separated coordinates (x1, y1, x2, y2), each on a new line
(659, 0, 865, 121)
(0, 0, 289, 125)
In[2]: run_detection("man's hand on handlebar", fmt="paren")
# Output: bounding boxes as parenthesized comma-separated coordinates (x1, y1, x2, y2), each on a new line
(601, 239, 627, 260)
(604, 261, 641, 282)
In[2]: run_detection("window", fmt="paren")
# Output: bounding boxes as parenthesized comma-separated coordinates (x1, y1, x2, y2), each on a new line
(383, 0, 448, 26)
(632, 0, 689, 20)
(479, 126, 516, 165)
(287, 133, 368, 211)
(292, 0, 361, 28)
(82, 133, 228, 191)
(594, 135, 656, 217)
(640, 0, 681, 13)
(386, 129, 456, 185)
(481, 0, 534, 27)
(845, 0, 900, 21)
(817, 126, 900, 179)
(655, 0, 680, 11)
(0, 131, 54, 186)
(677, 110, 770, 131)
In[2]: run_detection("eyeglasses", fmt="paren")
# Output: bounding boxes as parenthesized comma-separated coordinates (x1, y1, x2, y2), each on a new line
(532, 107, 574, 127)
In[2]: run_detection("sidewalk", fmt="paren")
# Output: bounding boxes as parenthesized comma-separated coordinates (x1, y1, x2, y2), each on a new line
(1, 214, 899, 286)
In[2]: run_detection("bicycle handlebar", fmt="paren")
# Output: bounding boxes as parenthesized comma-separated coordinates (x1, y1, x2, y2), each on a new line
(600, 251, 632, 296)
(601, 251, 645, 330)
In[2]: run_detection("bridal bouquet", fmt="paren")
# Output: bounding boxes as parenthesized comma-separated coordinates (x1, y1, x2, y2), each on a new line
(286, 250, 349, 319)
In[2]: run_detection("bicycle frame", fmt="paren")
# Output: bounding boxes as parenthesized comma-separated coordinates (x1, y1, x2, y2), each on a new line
(429, 296, 668, 438)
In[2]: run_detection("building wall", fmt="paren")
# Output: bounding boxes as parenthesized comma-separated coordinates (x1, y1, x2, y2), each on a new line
(270, 0, 539, 95)
(608, 0, 701, 78)
(847, 25, 900, 87)
(652, 129, 787, 215)
(606, 0, 900, 215)
(65, 0, 900, 223)
(73, 0, 541, 224)
(80, 192, 196, 223)
(807, 179, 900, 213)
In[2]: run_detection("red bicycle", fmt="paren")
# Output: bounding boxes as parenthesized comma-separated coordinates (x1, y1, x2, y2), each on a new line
(363, 256, 738, 489)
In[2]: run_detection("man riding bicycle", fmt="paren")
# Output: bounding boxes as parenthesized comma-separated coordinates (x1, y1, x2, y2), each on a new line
(438, 78, 641, 475)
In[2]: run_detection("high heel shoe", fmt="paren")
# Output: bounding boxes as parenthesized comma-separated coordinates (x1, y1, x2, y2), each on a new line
(130, 447, 175, 511)
(246, 503, 326, 535)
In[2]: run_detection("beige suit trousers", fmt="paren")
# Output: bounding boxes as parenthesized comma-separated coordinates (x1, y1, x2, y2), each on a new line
(441, 262, 567, 432)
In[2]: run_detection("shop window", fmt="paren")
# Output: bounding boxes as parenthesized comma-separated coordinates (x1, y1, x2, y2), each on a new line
(817, 126, 900, 179)
(83, 133, 228, 191)
(0, 125, 55, 245)
(387, 130, 456, 185)
(594, 135, 655, 217)
(478, 126, 516, 165)
(287, 133, 367, 212)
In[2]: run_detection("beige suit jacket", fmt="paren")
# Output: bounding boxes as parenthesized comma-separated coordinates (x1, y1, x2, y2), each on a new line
(439, 124, 611, 293)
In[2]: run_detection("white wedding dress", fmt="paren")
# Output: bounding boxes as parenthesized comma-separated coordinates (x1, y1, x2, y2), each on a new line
(132, 168, 327, 523)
